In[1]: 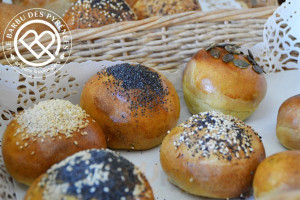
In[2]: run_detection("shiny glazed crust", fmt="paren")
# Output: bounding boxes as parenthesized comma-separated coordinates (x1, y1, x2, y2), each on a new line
(253, 150, 300, 199)
(160, 112, 265, 198)
(80, 64, 180, 150)
(2, 116, 106, 185)
(132, 0, 200, 19)
(276, 94, 300, 149)
(183, 48, 267, 120)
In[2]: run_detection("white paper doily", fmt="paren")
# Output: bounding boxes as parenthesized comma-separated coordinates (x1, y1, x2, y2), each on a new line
(252, 0, 300, 72)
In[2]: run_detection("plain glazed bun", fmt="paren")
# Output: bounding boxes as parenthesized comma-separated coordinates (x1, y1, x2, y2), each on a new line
(183, 44, 267, 120)
(63, 0, 137, 30)
(132, 0, 200, 20)
(81, 63, 180, 150)
(1, 99, 106, 185)
(25, 149, 154, 200)
(276, 94, 300, 150)
(253, 150, 300, 199)
(160, 111, 265, 198)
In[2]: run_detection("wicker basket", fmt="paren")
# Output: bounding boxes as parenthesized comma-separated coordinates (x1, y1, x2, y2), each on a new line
(0, 4, 277, 71)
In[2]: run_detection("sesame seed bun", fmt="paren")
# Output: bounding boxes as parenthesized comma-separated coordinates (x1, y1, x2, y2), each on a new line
(132, 0, 201, 20)
(80, 63, 180, 150)
(24, 149, 154, 200)
(183, 45, 267, 120)
(1, 99, 106, 185)
(160, 111, 265, 198)
(276, 94, 300, 150)
(253, 150, 300, 199)
(63, 0, 137, 30)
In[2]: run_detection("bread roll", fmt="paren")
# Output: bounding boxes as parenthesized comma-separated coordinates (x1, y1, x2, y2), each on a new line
(12, 0, 77, 17)
(63, 0, 137, 30)
(1, 99, 106, 185)
(25, 149, 154, 200)
(80, 63, 180, 150)
(132, 0, 200, 20)
(253, 150, 300, 199)
(276, 94, 300, 150)
(0, 3, 47, 42)
(183, 44, 267, 120)
(160, 111, 265, 198)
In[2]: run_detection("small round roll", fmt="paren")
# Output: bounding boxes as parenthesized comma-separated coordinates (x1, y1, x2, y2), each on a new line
(160, 111, 265, 198)
(63, 0, 136, 30)
(276, 94, 300, 150)
(1, 99, 106, 185)
(80, 63, 180, 150)
(253, 150, 300, 199)
(24, 149, 154, 200)
(183, 44, 267, 120)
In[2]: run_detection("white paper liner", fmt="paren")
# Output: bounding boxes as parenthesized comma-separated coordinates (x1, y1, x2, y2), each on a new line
(0, 59, 300, 200)
(252, 0, 300, 72)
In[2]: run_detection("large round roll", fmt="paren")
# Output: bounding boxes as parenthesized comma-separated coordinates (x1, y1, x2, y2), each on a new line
(25, 149, 154, 200)
(160, 111, 265, 198)
(1, 99, 106, 185)
(253, 150, 300, 199)
(80, 63, 180, 150)
(276, 94, 300, 150)
(183, 44, 267, 120)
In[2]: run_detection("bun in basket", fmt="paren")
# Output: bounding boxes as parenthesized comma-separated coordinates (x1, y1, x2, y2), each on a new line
(25, 149, 154, 200)
(80, 63, 180, 150)
(253, 150, 300, 199)
(63, 0, 137, 30)
(276, 94, 300, 150)
(160, 111, 265, 198)
(183, 44, 267, 120)
(132, 0, 201, 20)
(1, 99, 106, 185)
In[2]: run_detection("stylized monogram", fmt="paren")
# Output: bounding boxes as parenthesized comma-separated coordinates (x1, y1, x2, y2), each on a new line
(19, 30, 56, 60)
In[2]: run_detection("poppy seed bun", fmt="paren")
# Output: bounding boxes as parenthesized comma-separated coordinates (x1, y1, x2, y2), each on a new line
(253, 150, 300, 199)
(276, 94, 300, 150)
(63, 0, 136, 30)
(183, 45, 267, 120)
(80, 63, 180, 150)
(1, 99, 106, 185)
(160, 111, 265, 198)
(25, 149, 154, 200)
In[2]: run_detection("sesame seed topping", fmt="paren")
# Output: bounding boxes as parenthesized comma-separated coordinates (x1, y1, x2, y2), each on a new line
(38, 149, 149, 200)
(173, 111, 262, 160)
(15, 99, 89, 141)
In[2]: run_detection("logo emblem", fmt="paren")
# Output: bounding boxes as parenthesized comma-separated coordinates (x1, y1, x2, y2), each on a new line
(2, 8, 72, 78)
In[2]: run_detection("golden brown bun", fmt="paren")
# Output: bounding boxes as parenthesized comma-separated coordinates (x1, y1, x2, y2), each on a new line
(25, 149, 154, 200)
(63, 0, 137, 30)
(276, 94, 300, 150)
(12, 0, 77, 17)
(0, 3, 56, 43)
(132, 0, 200, 20)
(160, 111, 265, 198)
(183, 45, 267, 120)
(253, 150, 300, 199)
(80, 63, 180, 150)
(2, 99, 106, 185)
(258, 190, 300, 200)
